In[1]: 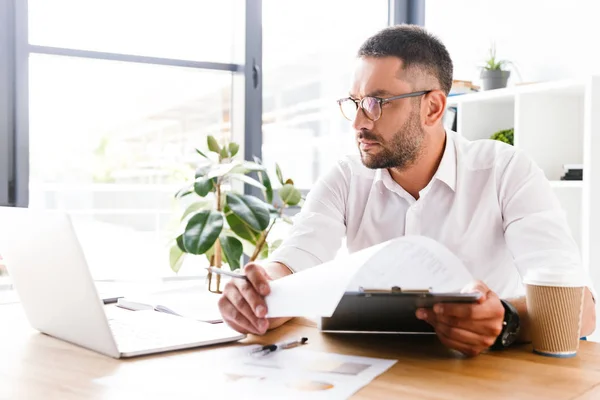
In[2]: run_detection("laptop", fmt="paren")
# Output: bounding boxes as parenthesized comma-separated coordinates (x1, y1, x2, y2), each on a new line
(0, 206, 245, 358)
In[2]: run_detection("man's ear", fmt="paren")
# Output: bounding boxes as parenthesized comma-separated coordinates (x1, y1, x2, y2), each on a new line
(422, 90, 447, 127)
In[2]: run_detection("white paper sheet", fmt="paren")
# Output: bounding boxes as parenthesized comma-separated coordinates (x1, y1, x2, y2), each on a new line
(266, 235, 474, 318)
(94, 346, 397, 400)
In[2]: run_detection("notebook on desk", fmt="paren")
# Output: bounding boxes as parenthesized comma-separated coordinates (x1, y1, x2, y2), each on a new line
(116, 297, 224, 324)
(0, 207, 244, 358)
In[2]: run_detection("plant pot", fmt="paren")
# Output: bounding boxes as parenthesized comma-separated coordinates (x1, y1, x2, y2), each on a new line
(481, 69, 511, 91)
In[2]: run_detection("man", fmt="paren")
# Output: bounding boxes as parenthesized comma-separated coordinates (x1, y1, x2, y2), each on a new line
(218, 25, 596, 356)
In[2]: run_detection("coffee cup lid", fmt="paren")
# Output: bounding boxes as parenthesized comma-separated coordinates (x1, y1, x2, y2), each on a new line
(523, 267, 586, 287)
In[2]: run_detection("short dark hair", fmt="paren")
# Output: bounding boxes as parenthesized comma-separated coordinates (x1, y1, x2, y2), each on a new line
(358, 24, 453, 95)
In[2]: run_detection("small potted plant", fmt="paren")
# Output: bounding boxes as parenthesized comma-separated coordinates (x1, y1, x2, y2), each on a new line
(490, 128, 514, 146)
(169, 135, 302, 293)
(481, 43, 511, 91)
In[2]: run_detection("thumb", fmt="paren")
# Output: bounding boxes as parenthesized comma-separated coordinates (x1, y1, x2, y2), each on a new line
(461, 280, 489, 303)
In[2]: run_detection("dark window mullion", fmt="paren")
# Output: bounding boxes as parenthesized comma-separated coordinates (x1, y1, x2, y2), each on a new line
(0, 0, 15, 206)
(14, 0, 28, 207)
(388, 0, 425, 26)
(28, 45, 243, 72)
(243, 0, 262, 197)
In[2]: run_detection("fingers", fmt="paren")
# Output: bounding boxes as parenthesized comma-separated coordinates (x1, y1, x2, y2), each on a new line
(461, 280, 490, 304)
(233, 277, 268, 318)
(217, 263, 273, 336)
(226, 282, 268, 332)
(436, 328, 486, 357)
(435, 314, 503, 337)
(435, 321, 495, 348)
(218, 295, 264, 335)
(244, 263, 271, 296)
(416, 308, 438, 329)
(432, 297, 503, 321)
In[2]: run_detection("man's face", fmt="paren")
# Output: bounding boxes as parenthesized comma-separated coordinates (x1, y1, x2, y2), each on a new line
(349, 56, 425, 170)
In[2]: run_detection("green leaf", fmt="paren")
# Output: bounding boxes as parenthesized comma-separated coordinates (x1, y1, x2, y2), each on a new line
(275, 163, 284, 185)
(183, 210, 224, 255)
(279, 184, 301, 206)
(225, 193, 270, 231)
(241, 161, 265, 171)
(256, 169, 273, 204)
(169, 244, 186, 273)
(207, 162, 241, 179)
(194, 177, 214, 197)
(196, 148, 208, 158)
(226, 209, 260, 244)
(195, 164, 211, 179)
(253, 156, 274, 203)
(220, 235, 243, 270)
(229, 173, 266, 191)
(181, 200, 212, 221)
(266, 203, 278, 215)
(174, 186, 193, 199)
(220, 146, 229, 159)
(259, 243, 269, 259)
(204, 244, 215, 264)
(270, 239, 283, 253)
(176, 234, 186, 252)
(207, 135, 221, 153)
(228, 161, 265, 175)
(228, 142, 239, 157)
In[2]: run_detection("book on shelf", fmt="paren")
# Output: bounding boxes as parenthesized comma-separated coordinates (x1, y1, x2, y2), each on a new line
(560, 164, 583, 181)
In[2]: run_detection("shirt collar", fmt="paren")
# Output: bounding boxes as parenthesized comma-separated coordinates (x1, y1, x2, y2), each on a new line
(433, 131, 457, 192)
(373, 130, 457, 192)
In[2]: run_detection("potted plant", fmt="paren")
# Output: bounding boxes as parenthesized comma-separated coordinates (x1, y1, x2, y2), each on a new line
(481, 43, 511, 91)
(490, 128, 514, 146)
(169, 135, 302, 293)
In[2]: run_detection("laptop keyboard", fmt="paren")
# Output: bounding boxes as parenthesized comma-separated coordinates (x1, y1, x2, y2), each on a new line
(107, 311, 236, 352)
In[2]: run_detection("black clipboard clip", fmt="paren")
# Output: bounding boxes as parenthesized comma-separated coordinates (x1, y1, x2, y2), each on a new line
(358, 286, 432, 294)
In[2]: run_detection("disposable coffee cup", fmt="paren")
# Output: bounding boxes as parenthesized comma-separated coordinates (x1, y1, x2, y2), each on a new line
(524, 268, 585, 358)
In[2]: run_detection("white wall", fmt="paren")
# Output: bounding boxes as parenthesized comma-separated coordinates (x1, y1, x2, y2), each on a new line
(425, 0, 600, 86)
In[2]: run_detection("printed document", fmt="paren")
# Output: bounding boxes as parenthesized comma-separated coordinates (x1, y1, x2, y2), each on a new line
(266, 235, 474, 318)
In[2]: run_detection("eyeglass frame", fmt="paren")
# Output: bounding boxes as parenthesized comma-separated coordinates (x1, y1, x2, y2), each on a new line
(337, 90, 433, 122)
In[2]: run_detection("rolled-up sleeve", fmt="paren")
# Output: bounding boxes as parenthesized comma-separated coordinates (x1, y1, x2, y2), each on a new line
(500, 150, 596, 296)
(268, 159, 350, 273)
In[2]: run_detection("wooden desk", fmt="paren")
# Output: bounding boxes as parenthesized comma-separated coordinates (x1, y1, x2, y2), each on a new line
(2, 303, 600, 400)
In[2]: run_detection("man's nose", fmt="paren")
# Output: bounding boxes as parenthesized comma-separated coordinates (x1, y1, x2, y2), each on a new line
(351, 107, 375, 132)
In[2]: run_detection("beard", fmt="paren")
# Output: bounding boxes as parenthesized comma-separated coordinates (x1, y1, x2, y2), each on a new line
(357, 109, 425, 170)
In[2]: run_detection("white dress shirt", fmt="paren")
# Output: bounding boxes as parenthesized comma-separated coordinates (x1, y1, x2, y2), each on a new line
(270, 130, 593, 299)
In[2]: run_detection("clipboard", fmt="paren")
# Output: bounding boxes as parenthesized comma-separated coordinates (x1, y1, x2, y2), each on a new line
(318, 286, 482, 334)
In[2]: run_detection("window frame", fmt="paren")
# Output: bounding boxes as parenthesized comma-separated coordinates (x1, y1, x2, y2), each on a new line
(0, 0, 423, 283)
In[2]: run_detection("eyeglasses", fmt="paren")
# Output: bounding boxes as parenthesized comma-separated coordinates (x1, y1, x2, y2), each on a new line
(337, 90, 432, 122)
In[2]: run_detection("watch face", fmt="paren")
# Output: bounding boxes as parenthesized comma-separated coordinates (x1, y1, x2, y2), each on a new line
(502, 330, 519, 346)
(502, 307, 520, 347)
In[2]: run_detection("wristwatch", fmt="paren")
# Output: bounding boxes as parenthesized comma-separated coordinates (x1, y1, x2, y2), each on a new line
(490, 299, 520, 350)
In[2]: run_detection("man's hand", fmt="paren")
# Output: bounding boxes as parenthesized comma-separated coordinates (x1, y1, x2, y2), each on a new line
(217, 262, 291, 335)
(416, 281, 505, 357)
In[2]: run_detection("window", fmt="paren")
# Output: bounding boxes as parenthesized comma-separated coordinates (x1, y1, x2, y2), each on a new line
(29, 54, 232, 280)
(1, 1, 400, 287)
(261, 0, 389, 189)
(28, 0, 239, 63)
(18, 0, 243, 281)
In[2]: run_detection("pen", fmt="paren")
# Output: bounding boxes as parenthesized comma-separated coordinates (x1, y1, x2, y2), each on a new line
(250, 337, 308, 355)
(206, 267, 249, 281)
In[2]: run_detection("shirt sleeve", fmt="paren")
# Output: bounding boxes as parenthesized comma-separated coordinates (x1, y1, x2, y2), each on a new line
(499, 149, 596, 297)
(267, 159, 350, 273)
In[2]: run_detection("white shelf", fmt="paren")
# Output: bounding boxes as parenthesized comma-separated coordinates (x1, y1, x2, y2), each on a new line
(453, 76, 596, 271)
(550, 181, 583, 188)
(447, 79, 585, 107)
